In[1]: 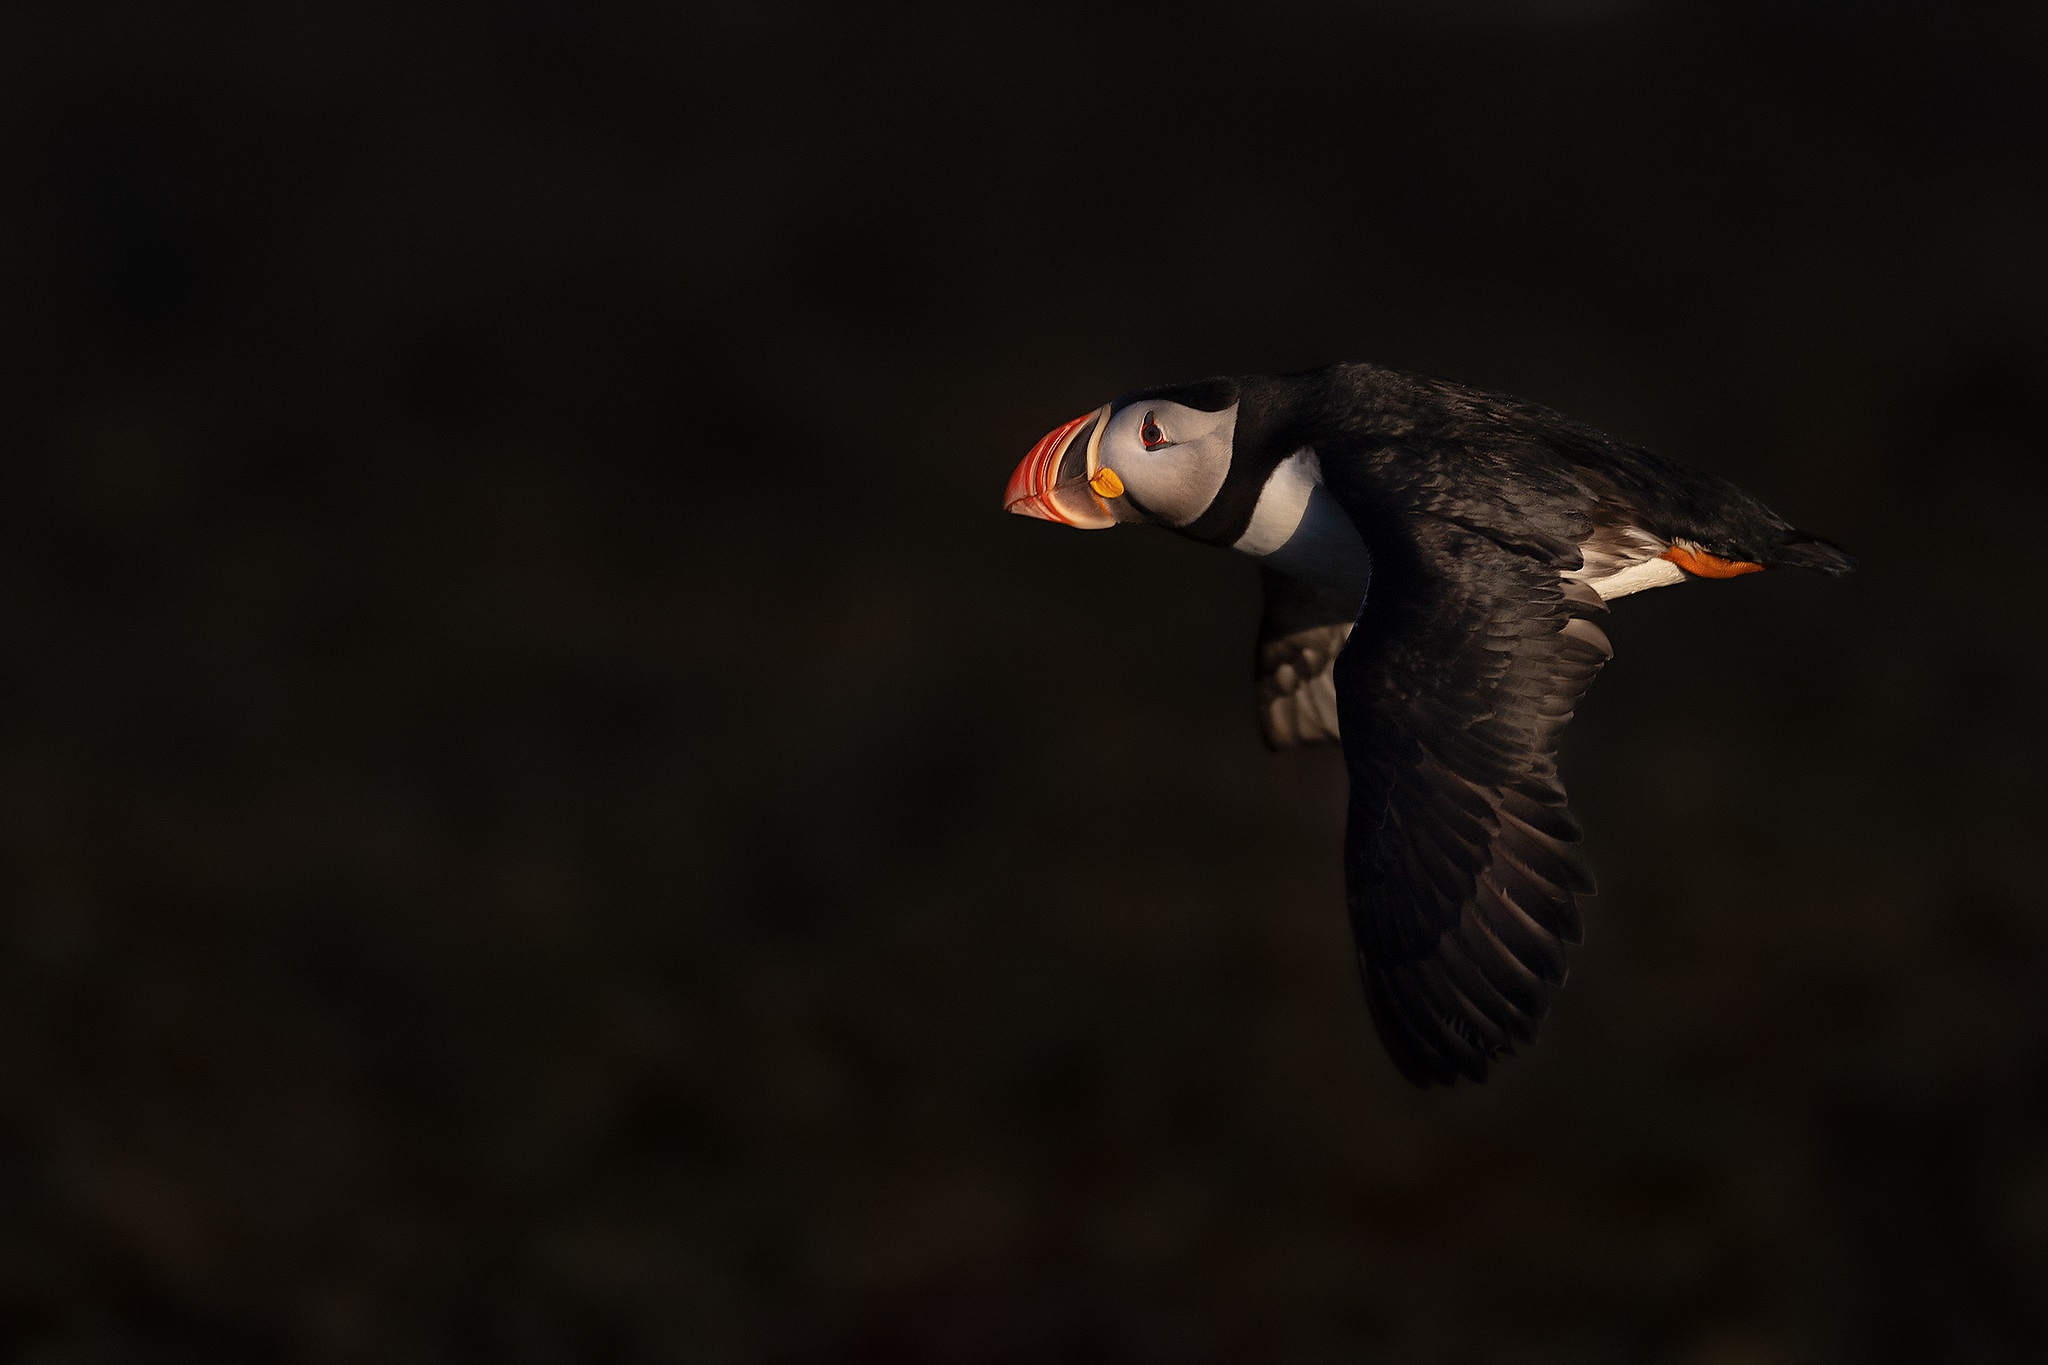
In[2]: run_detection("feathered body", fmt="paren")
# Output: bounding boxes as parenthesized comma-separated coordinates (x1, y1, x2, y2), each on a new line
(1006, 362, 1853, 1085)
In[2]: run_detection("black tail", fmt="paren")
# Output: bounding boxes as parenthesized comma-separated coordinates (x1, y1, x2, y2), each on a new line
(1769, 530, 1857, 576)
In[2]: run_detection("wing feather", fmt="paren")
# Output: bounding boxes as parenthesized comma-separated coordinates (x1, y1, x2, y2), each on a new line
(1330, 506, 1611, 1086)
(1254, 568, 1366, 749)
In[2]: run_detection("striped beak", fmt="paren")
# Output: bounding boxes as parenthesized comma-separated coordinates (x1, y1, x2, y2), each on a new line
(1003, 404, 1116, 529)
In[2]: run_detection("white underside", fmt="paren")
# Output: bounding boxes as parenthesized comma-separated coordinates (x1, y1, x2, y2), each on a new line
(1565, 523, 1686, 600)
(1235, 449, 1320, 555)
(1233, 448, 1374, 593)
(1582, 555, 1685, 599)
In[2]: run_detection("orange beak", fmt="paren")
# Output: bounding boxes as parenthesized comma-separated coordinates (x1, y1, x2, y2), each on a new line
(1003, 404, 1117, 529)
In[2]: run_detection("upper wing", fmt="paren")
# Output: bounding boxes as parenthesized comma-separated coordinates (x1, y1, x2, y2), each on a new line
(1255, 567, 1364, 749)
(1330, 501, 1612, 1086)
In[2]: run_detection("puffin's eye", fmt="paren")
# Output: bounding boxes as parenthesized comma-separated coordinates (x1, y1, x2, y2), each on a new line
(1140, 412, 1165, 448)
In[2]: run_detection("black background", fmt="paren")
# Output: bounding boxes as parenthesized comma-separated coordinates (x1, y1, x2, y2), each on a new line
(4, 3, 2046, 1361)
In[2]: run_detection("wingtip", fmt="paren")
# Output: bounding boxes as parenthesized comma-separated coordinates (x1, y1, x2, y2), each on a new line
(1772, 531, 1857, 576)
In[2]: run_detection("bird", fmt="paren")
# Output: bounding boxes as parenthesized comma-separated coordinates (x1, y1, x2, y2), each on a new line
(1002, 362, 1854, 1087)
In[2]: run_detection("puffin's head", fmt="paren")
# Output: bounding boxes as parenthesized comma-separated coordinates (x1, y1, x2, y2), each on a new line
(1003, 379, 1240, 530)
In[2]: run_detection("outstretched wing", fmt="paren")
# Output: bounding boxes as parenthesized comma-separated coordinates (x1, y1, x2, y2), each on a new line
(1332, 511, 1612, 1086)
(1255, 568, 1364, 748)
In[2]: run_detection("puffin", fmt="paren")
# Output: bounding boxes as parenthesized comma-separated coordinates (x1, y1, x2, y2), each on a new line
(1003, 362, 1854, 1086)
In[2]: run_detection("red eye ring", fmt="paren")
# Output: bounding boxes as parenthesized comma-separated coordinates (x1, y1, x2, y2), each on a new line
(1140, 411, 1164, 448)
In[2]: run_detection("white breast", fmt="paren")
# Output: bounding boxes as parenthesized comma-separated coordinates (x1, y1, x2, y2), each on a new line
(1232, 448, 1373, 594)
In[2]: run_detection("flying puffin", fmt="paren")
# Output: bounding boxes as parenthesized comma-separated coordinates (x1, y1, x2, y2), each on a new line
(1003, 362, 1854, 1087)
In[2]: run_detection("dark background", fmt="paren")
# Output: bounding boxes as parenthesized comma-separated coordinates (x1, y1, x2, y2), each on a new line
(2, 2, 2044, 1360)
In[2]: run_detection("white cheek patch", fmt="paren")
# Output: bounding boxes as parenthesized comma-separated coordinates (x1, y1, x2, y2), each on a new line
(1233, 449, 1373, 593)
(1102, 402, 1236, 527)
